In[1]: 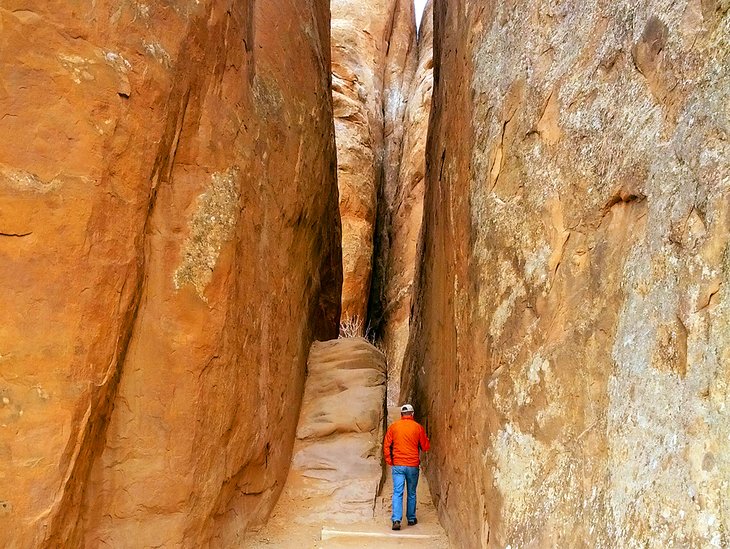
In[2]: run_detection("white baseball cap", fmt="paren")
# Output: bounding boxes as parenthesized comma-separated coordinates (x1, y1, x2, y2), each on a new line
(400, 404, 414, 413)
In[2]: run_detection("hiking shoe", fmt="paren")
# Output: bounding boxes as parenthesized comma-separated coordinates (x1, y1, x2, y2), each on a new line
(408, 518, 418, 526)
(392, 521, 401, 531)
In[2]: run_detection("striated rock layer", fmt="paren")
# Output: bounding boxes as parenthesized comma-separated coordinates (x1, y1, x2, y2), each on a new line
(259, 338, 387, 529)
(332, 0, 416, 327)
(404, 1, 729, 547)
(380, 1, 434, 404)
(0, 1, 340, 547)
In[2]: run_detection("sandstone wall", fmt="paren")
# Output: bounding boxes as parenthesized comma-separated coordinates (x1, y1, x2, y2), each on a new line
(0, 2, 340, 547)
(380, 1, 434, 403)
(332, 0, 416, 328)
(404, 1, 729, 547)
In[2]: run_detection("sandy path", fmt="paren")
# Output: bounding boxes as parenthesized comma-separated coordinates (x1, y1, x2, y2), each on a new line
(244, 469, 449, 548)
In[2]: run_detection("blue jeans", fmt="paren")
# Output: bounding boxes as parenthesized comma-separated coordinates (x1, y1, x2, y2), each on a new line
(391, 465, 419, 522)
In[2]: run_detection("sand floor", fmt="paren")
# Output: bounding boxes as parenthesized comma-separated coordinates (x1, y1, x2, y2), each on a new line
(245, 466, 450, 548)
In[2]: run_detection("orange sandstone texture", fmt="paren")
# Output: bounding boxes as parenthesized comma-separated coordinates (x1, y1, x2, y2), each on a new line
(259, 339, 387, 529)
(404, 1, 729, 547)
(332, 0, 416, 327)
(0, 1, 340, 547)
(379, 1, 434, 403)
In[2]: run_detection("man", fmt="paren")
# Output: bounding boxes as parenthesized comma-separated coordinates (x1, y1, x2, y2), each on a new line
(383, 403, 430, 531)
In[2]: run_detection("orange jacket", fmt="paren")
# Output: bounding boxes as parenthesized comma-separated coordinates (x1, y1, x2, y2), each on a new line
(383, 416, 430, 467)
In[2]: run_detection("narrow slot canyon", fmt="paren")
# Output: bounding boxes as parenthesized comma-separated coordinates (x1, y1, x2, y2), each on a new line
(0, 1, 728, 549)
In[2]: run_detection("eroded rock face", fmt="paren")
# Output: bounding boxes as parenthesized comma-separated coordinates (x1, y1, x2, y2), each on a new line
(380, 2, 434, 403)
(404, 1, 729, 547)
(332, 0, 416, 328)
(264, 338, 386, 527)
(0, 2, 340, 547)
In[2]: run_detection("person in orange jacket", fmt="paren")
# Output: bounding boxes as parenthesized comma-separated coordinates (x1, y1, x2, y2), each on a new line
(383, 403, 430, 530)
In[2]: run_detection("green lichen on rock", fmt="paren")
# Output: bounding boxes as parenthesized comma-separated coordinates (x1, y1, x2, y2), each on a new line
(174, 167, 240, 299)
(252, 73, 283, 117)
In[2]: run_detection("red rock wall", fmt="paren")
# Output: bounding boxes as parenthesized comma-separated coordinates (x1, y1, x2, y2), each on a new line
(332, 0, 416, 328)
(380, 1, 433, 404)
(0, 1, 340, 547)
(404, 1, 729, 547)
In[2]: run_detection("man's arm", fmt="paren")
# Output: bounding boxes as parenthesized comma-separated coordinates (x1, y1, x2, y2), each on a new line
(419, 424, 430, 452)
(383, 426, 394, 465)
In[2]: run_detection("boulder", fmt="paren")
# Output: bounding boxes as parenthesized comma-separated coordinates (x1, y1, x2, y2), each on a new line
(268, 338, 387, 524)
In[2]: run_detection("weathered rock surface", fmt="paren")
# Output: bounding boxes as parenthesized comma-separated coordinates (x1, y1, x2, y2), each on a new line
(247, 338, 386, 545)
(333, 0, 416, 328)
(380, 1, 434, 403)
(0, 2, 340, 547)
(404, 1, 729, 547)
(275, 338, 386, 522)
